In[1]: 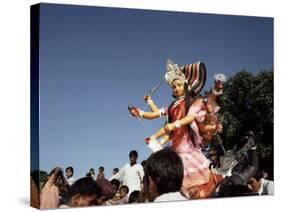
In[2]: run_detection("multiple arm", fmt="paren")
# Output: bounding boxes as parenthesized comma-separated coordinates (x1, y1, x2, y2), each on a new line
(130, 94, 223, 146)
(129, 96, 164, 120)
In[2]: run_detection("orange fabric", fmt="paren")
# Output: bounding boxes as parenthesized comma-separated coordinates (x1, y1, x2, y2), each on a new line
(187, 172, 224, 199)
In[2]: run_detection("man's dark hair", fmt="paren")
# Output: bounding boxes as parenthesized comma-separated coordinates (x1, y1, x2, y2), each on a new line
(252, 171, 264, 181)
(110, 179, 120, 190)
(129, 190, 141, 203)
(141, 160, 147, 167)
(99, 166, 104, 172)
(65, 166, 74, 174)
(113, 168, 119, 173)
(145, 148, 183, 195)
(129, 150, 138, 158)
(66, 177, 101, 202)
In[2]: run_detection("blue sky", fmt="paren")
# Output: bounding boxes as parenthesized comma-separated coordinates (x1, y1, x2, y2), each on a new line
(36, 3, 273, 178)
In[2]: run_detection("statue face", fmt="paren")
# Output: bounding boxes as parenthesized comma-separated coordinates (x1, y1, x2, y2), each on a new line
(172, 79, 185, 97)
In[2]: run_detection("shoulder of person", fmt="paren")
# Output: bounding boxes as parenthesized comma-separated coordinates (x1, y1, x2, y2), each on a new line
(136, 164, 143, 169)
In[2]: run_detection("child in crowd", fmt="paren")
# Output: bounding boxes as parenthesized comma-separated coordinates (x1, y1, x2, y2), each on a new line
(119, 185, 129, 203)
(106, 184, 129, 205)
(89, 168, 96, 180)
(59, 177, 101, 208)
(65, 166, 75, 186)
(112, 168, 119, 175)
(97, 166, 105, 180)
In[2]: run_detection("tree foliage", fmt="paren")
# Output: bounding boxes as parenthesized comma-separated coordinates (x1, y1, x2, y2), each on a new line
(211, 69, 273, 177)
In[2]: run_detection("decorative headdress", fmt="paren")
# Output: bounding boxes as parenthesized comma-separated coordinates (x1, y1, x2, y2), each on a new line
(165, 59, 207, 97)
(165, 59, 186, 86)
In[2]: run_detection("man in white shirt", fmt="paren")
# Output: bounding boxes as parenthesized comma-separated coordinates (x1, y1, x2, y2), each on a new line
(110, 150, 144, 195)
(248, 171, 274, 195)
(144, 148, 188, 202)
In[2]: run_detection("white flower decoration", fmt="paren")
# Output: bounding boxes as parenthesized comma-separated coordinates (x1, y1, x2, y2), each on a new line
(214, 73, 226, 83)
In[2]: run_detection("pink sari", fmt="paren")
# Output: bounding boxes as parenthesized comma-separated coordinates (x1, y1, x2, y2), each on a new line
(167, 98, 222, 198)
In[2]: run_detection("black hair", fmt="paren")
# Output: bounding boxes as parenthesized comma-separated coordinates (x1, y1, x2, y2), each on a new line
(145, 148, 183, 195)
(65, 166, 74, 174)
(129, 150, 138, 158)
(99, 166, 104, 172)
(89, 168, 95, 172)
(120, 185, 129, 194)
(110, 179, 120, 190)
(128, 191, 141, 203)
(141, 160, 147, 167)
(252, 171, 264, 181)
(66, 177, 101, 202)
(209, 143, 225, 158)
(86, 173, 92, 178)
(113, 168, 119, 173)
(215, 177, 255, 198)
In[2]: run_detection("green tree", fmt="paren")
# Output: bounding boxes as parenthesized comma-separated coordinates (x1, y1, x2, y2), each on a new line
(211, 69, 273, 178)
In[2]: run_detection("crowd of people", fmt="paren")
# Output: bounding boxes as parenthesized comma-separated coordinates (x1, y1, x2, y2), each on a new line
(30, 60, 273, 209)
(31, 145, 273, 209)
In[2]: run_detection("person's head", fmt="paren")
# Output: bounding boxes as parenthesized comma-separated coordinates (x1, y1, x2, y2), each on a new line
(66, 177, 101, 207)
(129, 150, 138, 165)
(208, 148, 218, 164)
(119, 185, 129, 198)
(112, 168, 119, 175)
(110, 179, 120, 195)
(98, 166, 104, 173)
(171, 79, 193, 113)
(89, 168, 95, 175)
(141, 160, 147, 167)
(65, 166, 74, 178)
(248, 171, 264, 192)
(144, 148, 184, 202)
(171, 79, 185, 98)
(128, 190, 141, 203)
(96, 179, 114, 205)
